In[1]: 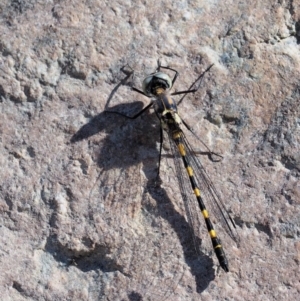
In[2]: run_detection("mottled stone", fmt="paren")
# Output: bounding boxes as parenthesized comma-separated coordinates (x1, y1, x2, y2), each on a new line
(0, 0, 299, 300)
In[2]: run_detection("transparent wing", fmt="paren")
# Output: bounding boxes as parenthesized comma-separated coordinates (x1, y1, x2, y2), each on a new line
(178, 128, 240, 244)
(165, 129, 204, 256)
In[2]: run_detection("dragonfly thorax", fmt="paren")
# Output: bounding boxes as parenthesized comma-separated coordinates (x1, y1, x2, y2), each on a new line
(161, 110, 182, 127)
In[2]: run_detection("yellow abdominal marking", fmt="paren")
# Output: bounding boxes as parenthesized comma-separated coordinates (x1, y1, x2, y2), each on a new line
(178, 143, 186, 156)
(202, 209, 209, 219)
(186, 166, 193, 176)
(194, 188, 201, 197)
(209, 230, 217, 238)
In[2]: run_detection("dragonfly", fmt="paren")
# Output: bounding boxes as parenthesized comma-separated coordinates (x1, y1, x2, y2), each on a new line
(105, 60, 239, 272)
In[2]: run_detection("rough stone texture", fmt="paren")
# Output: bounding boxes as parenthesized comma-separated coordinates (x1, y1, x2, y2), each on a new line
(0, 0, 299, 300)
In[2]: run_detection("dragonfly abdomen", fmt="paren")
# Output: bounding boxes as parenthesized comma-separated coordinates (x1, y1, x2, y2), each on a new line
(174, 135, 230, 272)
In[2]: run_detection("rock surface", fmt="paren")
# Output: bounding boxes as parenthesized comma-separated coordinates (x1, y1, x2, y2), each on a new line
(0, 0, 299, 300)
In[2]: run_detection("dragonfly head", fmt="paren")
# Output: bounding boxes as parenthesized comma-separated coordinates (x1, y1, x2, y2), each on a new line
(142, 72, 172, 96)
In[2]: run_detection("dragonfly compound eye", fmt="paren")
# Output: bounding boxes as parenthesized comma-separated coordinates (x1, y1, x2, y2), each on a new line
(142, 72, 172, 96)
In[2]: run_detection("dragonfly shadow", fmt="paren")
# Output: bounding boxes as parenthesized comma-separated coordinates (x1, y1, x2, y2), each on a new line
(70, 84, 216, 294)
(143, 172, 215, 293)
(72, 102, 158, 174)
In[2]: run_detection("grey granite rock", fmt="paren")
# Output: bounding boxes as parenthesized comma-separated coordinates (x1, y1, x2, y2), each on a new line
(0, 0, 299, 300)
